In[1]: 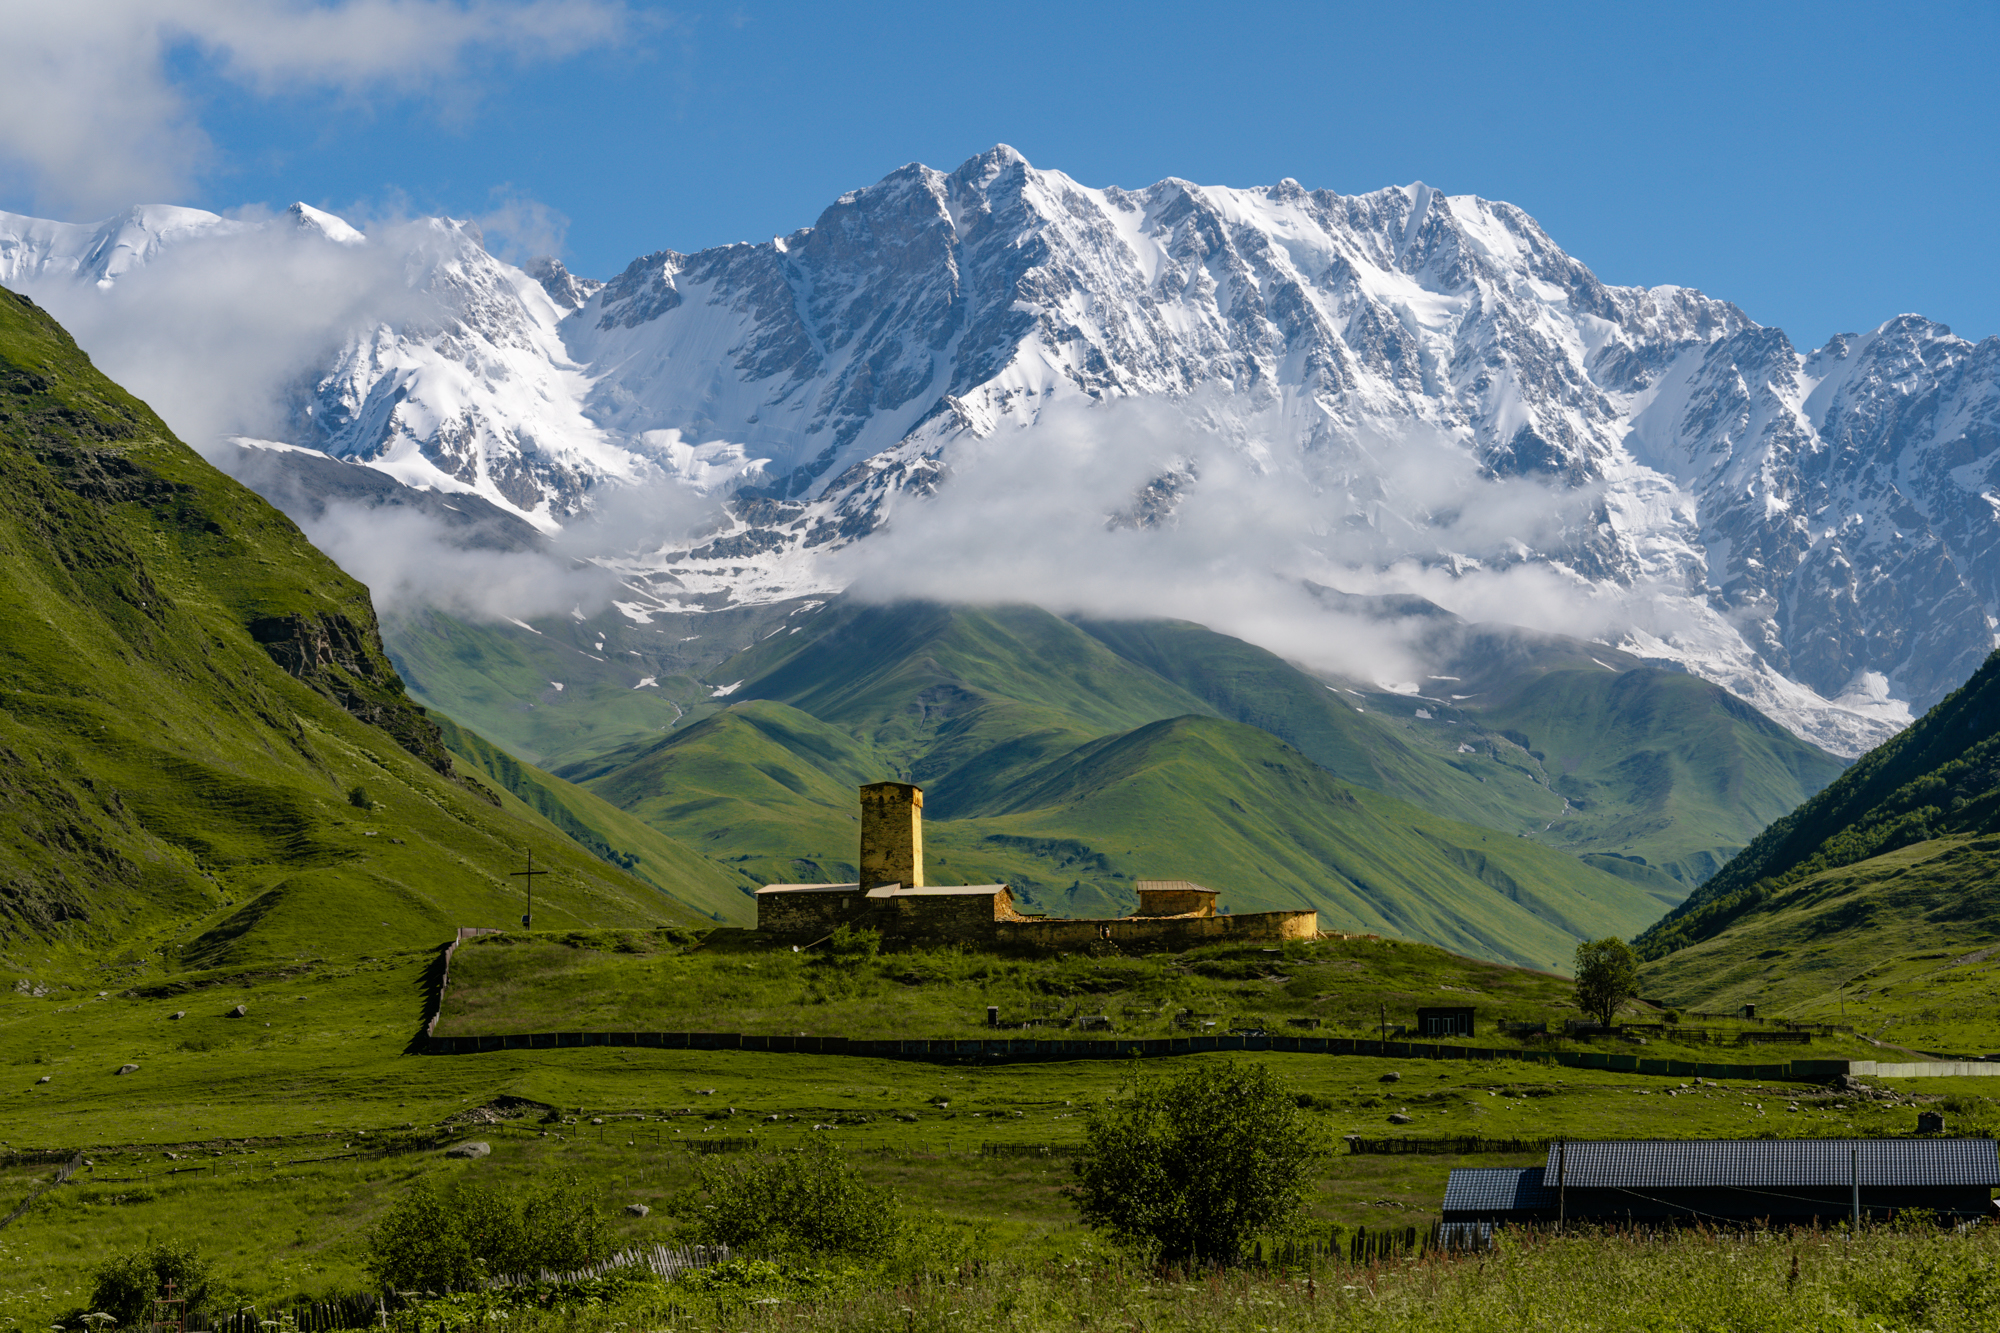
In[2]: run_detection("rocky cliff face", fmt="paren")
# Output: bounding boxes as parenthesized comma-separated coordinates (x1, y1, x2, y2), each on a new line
(5, 150, 1996, 756)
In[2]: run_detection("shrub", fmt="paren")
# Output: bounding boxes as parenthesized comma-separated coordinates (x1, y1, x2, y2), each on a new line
(347, 784, 374, 810)
(1066, 1059, 1323, 1264)
(366, 1173, 608, 1291)
(89, 1240, 217, 1327)
(676, 1136, 900, 1258)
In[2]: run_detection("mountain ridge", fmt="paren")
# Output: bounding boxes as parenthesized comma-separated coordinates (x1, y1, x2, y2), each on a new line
(7, 150, 1997, 758)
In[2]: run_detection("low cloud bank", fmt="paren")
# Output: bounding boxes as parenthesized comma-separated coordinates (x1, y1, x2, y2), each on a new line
(831, 395, 1694, 684)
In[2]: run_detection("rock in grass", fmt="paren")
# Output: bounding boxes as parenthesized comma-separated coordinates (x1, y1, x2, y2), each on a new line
(36, 1075, 50, 1084)
(624, 1203, 650, 1218)
(228, 1004, 248, 1018)
(116, 1064, 140, 1075)
(445, 1141, 491, 1159)
(1388, 1112, 1413, 1125)
(1380, 1072, 1401, 1083)
(168, 1011, 186, 1020)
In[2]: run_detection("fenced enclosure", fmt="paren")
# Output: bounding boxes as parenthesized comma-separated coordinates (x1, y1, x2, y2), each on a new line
(1345, 1136, 1546, 1155)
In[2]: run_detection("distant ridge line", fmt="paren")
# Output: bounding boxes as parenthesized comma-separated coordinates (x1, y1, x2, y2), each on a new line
(417, 1030, 1986, 1081)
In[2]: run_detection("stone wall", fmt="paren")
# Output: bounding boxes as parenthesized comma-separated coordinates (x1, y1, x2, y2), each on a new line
(997, 909, 1317, 952)
(756, 887, 864, 937)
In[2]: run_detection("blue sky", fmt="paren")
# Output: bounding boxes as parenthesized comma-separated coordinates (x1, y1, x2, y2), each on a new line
(5, 0, 1996, 352)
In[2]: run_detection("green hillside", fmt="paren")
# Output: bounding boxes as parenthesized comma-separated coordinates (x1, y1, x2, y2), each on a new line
(1637, 648, 2000, 965)
(1072, 618, 1841, 890)
(432, 716, 750, 923)
(555, 604, 1674, 970)
(0, 287, 706, 987)
(1635, 648, 2000, 1019)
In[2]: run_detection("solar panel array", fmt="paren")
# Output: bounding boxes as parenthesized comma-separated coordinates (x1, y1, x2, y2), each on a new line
(1541, 1139, 2000, 1188)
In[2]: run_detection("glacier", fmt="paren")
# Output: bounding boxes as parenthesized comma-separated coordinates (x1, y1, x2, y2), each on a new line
(4, 147, 1996, 757)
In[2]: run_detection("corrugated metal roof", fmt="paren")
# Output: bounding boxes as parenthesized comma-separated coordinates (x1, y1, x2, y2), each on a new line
(755, 883, 860, 895)
(1442, 1167, 1556, 1213)
(1134, 880, 1215, 894)
(1542, 1139, 2000, 1188)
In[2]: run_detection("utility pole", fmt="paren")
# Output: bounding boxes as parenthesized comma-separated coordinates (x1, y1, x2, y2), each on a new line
(1380, 1002, 1388, 1044)
(1558, 1140, 1567, 1231)
(511, 849, 549, 929)
(1851, 1142, 1861, 1233)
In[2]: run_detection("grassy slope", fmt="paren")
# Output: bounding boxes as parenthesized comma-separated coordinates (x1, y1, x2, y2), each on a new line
(1639, 833, 2000, 1047)
(1473, 667, 1848, 887)
(0, 288, 704, 986)
(432, 716, 750, 924)
(561, 605, 1679, 969)
(1637, 649, 2000, 986)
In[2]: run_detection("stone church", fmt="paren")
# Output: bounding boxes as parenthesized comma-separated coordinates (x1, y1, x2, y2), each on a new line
(755, 781, 1317, 948)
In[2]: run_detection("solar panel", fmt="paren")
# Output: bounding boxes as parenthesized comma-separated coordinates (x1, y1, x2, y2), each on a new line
(1541, 1139, 2000, 1189)
(1442, 1167, 1557, 1213)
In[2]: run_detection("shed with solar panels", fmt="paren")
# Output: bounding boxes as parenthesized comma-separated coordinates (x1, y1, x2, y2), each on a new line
(1442, 1138, 2000, 1228)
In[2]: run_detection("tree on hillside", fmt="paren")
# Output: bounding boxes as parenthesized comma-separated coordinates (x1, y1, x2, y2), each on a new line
(1574, 936, 1640, 1026)
(1067, 1060, 1322, 1265)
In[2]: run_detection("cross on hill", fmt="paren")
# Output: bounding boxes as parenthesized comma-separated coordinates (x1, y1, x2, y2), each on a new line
(511, 850, 548, 929)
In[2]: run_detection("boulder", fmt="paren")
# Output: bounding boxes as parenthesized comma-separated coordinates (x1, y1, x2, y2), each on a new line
(116, 1064, 140, 1075)
(624, 1203, 650, 1218)
(1388, 1112, 1413, 1125)
(1380, 1072, 1401, 1083)
(35, 1075, 50, 1084)
(228, 1004, 248, 1018)
(445, 1141, 491, 1159)
(168, 1011, 186, 1021)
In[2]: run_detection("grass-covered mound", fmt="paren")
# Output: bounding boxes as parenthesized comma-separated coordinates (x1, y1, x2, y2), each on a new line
(0, 288, 714, 984)
(431, 927, 1888, 1066)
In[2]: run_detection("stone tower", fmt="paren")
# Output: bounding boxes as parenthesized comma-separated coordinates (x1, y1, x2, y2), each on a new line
(858, 781, 923, 889)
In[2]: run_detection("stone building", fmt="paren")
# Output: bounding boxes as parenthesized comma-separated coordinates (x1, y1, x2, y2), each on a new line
(755, 782, 1317, 948)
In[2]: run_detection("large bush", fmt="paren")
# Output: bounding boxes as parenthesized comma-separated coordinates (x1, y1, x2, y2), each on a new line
(1067, 1060, 1322, 1264)
(89, 1240, 217, 1327)
(677, 1136, 900, 1258)
(366, 1173, 609, 1291)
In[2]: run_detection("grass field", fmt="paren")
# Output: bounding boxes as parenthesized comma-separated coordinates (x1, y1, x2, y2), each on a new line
(5, 930, 1997, 1331)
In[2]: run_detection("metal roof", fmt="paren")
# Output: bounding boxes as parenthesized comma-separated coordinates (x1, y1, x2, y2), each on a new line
(1134, 880, 1216, 894)
(1542, 1139, 2000, 1189)
(755, 883, 861, 895)
(864, 883, 1010, 898)
(1442, 1168, 1556, 1213)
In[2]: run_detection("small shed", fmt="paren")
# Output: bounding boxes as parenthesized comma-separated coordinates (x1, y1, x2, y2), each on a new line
(1133, 880, 1218, 917)
(1417, 1006, 1476, 1038)
(1443, 1138, 2000, 1229)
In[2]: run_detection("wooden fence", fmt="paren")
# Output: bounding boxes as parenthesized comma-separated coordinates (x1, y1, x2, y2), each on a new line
(1344, 1135, 1546, 1156)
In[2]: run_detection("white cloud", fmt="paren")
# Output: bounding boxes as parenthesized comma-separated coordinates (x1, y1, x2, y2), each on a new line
(0, 0, 635, 216)
(828, 395, 1671, 685)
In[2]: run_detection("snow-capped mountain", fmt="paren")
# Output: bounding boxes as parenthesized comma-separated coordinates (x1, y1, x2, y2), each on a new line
(4, 147, 1995, 757)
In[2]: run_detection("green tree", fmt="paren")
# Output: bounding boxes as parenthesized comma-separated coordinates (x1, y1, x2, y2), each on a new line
(89, 1241, 216, 1327)
(1574, 936, 1640, 1027)
(677, 1136, 900, 1258)
(1066, 1060, 1322, 1264)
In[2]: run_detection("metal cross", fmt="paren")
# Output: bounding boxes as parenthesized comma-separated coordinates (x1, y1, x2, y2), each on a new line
(510, 849, 549, 928)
